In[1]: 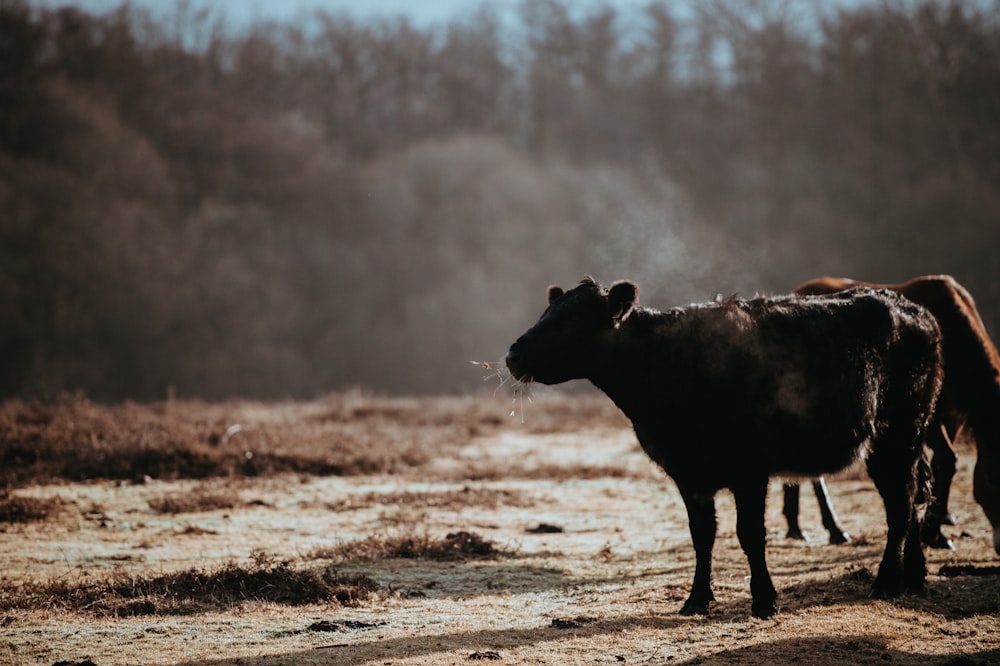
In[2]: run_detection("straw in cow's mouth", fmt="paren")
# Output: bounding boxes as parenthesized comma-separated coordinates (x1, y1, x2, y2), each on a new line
(471, 360, 532, 423)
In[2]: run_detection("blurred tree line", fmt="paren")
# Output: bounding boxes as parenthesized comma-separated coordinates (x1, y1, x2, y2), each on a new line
(2, 0, 999, 400)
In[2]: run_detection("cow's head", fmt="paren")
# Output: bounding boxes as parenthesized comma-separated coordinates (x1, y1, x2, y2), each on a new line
(505, 276, 638, 385)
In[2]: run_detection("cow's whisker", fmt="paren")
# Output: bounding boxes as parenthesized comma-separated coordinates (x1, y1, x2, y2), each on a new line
(509, 378, 533, 422)
(471, 360, 532, 421)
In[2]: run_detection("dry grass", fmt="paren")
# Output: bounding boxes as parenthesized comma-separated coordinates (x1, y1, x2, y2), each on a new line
(148, 488, 240, 514)
(0, 525, 511, 617)
(324, 487, 534, 512)
(2, 392, 998, 665)
(0, 491, 64, 523)
(0, 390, 626, 487)
(463, 461, 651, 481)
(0, 560, 382, 617)
(310, 530, 516, 563)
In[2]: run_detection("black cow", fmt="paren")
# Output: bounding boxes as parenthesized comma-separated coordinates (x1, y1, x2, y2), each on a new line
(505, 277, 942, 618)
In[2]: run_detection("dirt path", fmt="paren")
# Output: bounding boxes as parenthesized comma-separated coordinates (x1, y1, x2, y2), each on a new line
(2, 420, 999, 665)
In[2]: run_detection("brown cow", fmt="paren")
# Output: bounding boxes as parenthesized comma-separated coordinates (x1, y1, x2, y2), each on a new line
(788, 275, 1000, 555)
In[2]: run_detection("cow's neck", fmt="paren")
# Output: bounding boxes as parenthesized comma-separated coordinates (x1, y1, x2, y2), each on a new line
(589, 310, 678, 423)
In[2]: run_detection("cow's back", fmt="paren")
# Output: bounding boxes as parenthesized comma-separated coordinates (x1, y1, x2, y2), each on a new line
(753, 290, 924, 473)
(795, 275, 996, 429)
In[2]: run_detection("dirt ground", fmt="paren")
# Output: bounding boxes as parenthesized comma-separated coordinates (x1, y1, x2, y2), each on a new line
(1, 394, 999, 665)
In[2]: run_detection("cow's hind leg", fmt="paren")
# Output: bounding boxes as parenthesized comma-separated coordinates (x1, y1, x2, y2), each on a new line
(782, 483, 805, 540)
(679, 490, 716, 615)
(867, 445, 926, 598)
(813, 477, 851, 545)
(922, 422, 958, 549)
(734, 478, 777, 618)
(782, 479, 850, 545)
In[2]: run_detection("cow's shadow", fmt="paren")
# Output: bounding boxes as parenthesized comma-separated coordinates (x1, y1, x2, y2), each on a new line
(668, 635, 1000, 666)
(166, 615, 1000, 666)
(167, 612, 693, 666)
(773, 565, 1000, 619)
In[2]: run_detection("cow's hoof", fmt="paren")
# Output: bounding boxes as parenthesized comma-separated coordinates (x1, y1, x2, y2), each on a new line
(828, 531, 851, 545)
(751, 601, 778, 619)
(785, 528, 807, 541)
(868, 581, 902, 600)
(922, 530, 955, 551)
(679, 599, 711, 616)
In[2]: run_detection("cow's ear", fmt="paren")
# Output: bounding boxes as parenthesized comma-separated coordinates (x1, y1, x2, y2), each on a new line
(547, 285, 564, 304)
(608, 280, 638, 321)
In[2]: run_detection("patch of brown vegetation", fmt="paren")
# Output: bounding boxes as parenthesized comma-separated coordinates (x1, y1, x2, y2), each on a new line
(307, 619, 387, 632)
(465, 462, 650, 482)
(148, 488, 239, 514)
(0, 492, 64, 523)
(0, 560, 381, 616)
(325, 486, 533, 512)
(311, 530, 516, 562)
(0, 391, 625, 487)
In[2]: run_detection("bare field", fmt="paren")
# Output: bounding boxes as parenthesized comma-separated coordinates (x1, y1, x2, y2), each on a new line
(1, 393, 999, 666)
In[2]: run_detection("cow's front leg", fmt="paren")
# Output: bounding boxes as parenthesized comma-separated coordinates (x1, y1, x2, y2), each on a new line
(679, 490, 716, 615)
(734, 478, 777, 618)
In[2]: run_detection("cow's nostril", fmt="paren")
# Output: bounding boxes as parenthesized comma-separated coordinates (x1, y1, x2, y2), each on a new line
(505, 348, 530, 381)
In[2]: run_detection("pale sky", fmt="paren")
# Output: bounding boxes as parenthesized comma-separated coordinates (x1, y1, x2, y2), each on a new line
(29, 0, 660, 29)
(28, 0, 891, 40)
